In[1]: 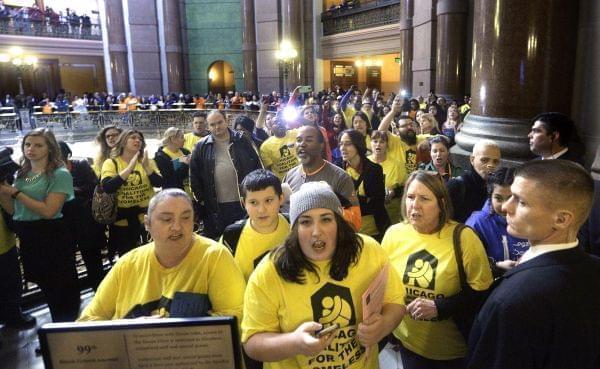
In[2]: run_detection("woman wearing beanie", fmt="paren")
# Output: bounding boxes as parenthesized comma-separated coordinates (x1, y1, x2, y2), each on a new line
(241, 181, 406, 369)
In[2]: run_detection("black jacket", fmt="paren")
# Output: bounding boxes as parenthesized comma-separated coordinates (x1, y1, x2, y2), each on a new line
(467, 248, 600, 369)
(189, 129, 262, 219)
(343, 158, 390, 237)
(447, 167, 487, 223)
(154, 146, 191, 190)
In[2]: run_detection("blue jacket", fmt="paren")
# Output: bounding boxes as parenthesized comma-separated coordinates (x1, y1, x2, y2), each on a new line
(466, 200, 529, 262)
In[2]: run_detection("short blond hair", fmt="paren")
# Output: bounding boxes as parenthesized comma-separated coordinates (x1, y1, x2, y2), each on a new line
(162, 127, 184, 146)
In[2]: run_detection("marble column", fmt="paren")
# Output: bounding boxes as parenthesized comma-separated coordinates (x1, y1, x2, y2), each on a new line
(399, 0, 413, 95)
(105, 0, 130, 93)
(302, 0, 314, 87)
(434, 0, 467, 100)
(453, 0, 579, 163)
(411, 0, 436, 97)
(280, 0, 303, 91)
(163, 0, 184, 93)
(241, 0, 258, 93)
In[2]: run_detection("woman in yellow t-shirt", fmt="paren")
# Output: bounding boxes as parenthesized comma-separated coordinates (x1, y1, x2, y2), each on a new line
(78, 189, 246, 322)
(154, 127, 191, 193)
(381, 171, 493, 367)
(369, 130, 405, 225)
(339, 129, 390, 240)
(101, 129, 163, 256)
(242, 182, 405, 369)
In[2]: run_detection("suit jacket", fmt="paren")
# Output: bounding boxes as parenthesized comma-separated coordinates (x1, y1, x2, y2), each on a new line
(467, 247, 600, 369)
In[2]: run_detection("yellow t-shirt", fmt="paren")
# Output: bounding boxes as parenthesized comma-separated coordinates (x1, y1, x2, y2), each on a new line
(242, 235, 405, 369)
(385, 134, 419, 182)
(369, 155, 403, 224)
(101, 157, 159, 209)
(78, 235, 246, 322)
(224, 214, 290, 281)
(0, 213, 16, 256)
(260, 131, 299, 180)
(346, 166, 377, 237)
(381, 222, 493, 360)
(183, 132, 202, 153)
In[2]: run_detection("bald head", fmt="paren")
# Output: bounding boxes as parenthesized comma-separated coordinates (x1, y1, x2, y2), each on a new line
(470, 139, 501, 180)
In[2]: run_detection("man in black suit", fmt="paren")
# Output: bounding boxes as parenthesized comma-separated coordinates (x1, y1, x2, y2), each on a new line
(528, 112, 585, 165)
(467, 160, 600, 369)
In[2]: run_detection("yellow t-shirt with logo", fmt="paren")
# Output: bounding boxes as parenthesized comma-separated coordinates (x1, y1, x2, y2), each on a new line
(346, 166, 378, 237)
(260, 131, 299, 180)
(101, 157, 160, 226)
(242, 235, 405, 369)
(184, 132, 202, 153)
(78, 235, 246, 322)
(101, 157, 159, 209)
(0, 213, 16, 256)
(381, 222, 493, 360)
(369, 155, 404, 224)
(224, 214, 290, 281)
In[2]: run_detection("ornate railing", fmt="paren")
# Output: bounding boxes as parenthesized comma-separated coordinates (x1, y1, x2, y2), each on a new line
(321, 0, 400, 36)
(0, 18, 102, 40)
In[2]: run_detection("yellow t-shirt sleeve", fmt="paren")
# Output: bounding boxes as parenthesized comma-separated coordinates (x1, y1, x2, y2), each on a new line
(78, 261, 121, 321)
(206, 245, 246, 323)
(460, 227, 494, 291)
(100, 157, 118, 180)
(241, 260, 282, 343)
(259, 142, 274, 168)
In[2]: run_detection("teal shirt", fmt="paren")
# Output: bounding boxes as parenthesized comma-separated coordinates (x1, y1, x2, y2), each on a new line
(13, 167, 74, 221)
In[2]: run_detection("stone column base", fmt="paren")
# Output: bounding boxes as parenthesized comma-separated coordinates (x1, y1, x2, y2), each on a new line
(451, 113, 534, 167)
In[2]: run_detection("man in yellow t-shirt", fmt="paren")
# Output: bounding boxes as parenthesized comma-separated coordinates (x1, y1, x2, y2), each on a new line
(260, 120, 299, 181)
(377, 99, 424, 183)
(220, 169, 290, 280)
(184, 111, 210, 152)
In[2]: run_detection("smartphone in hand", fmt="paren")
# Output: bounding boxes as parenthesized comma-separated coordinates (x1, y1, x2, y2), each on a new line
(315, 323, 340, 338)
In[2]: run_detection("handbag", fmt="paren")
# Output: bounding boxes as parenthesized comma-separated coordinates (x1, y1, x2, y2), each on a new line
(91, 159, 118, 224)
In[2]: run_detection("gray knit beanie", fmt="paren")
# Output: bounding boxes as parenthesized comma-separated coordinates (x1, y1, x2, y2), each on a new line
(289, 182, 343, 226)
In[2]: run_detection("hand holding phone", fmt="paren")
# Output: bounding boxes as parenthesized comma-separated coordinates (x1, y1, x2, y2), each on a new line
(315, 323, 340, 338)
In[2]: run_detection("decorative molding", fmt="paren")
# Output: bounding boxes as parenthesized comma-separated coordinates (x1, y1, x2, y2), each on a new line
(0, 34, 103, 56)
(322, 1, 400, 36)
(320, 24, 401, 59)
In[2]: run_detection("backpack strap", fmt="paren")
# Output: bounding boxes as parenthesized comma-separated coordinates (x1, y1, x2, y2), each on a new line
(222, 218, 247, 255)
(452, 223, 468, 289)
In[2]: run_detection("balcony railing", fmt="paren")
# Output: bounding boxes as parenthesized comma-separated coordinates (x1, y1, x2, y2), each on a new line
(321, 0, 400, 36)
(0, 18, 101, 40)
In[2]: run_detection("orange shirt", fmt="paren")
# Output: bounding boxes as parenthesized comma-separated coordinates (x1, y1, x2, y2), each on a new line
(194, 97, 205, 109)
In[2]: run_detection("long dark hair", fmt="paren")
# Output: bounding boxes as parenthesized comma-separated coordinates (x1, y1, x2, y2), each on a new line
(272, 212, 363, 284)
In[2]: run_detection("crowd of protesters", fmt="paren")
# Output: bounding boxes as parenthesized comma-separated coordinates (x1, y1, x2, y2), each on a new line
(0, 81, 599, 369)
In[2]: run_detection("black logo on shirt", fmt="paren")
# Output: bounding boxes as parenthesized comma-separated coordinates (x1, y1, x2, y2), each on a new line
(311, 282, 356, 328)
(403, 250, 438, 290)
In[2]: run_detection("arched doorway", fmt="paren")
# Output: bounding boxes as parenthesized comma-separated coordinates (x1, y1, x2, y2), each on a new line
(207, 61, 235, 95)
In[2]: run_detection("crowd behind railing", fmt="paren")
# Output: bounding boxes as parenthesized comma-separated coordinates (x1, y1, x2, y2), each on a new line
(0, 87, 470, 131)
(0, 1, 99, 39)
